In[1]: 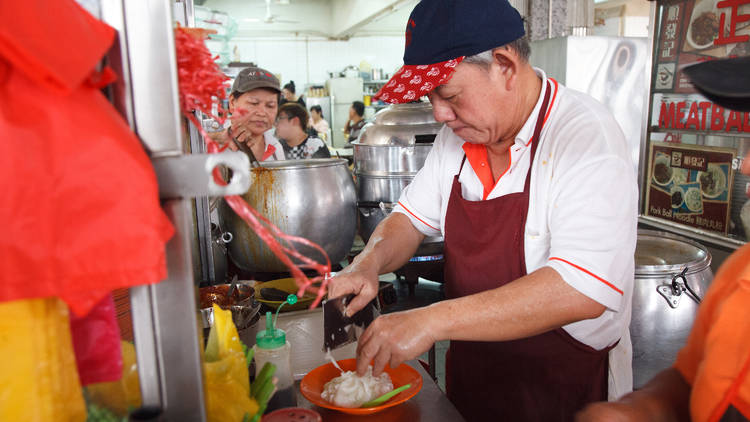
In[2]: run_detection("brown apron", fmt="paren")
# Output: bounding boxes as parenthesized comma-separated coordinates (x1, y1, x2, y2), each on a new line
(443, 81, 613, 422)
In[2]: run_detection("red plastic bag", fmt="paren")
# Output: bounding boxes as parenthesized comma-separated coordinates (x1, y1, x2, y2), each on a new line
(0, 0, 174, 316)
(70, 294, 123, 386)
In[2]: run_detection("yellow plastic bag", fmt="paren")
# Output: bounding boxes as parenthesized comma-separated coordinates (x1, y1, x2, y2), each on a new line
(85, 340, 142, 416)
(84, 304, 260, 421)
(204, 304, 259, 422)
(0, 297, 86, 421)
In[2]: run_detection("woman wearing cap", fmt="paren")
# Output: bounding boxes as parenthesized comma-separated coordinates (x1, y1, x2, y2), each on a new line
(274, 103, 330, 159)
(577, 56, 750, 422)
(212, 66, 285, 161)
(328, 0, 638, 420)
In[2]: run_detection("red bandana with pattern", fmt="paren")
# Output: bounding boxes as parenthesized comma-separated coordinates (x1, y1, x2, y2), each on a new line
(374, 56, 465, 104)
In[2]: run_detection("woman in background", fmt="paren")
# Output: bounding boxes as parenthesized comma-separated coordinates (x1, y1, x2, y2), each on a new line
(275, 103, 330, 159)
(211, 66, 285, 161)
(308, 105, 330, 142)
(280, 81, 306, 108)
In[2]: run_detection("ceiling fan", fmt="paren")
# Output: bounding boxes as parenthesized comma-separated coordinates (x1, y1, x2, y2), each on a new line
(244, 0, 300, 24)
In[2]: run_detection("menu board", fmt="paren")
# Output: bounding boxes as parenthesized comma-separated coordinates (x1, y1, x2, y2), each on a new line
(645, 141, 736, 233)
(655, 0, 750, 94)
(651, 0, 750, 135)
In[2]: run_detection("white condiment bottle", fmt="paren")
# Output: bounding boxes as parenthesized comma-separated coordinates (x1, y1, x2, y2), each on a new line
(253, 305, 296, 411)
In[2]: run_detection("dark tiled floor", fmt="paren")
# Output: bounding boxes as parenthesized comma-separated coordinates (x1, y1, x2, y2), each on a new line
(379, 273, 449, 392)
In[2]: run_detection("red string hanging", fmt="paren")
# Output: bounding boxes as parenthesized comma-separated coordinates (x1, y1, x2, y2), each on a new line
(174, 26, 331, 308)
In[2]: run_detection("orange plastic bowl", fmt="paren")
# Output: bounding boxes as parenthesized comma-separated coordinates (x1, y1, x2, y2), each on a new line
(299, 359, 423, 415)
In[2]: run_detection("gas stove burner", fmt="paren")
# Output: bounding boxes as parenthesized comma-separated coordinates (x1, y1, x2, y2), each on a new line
(409, 254, 443, 262)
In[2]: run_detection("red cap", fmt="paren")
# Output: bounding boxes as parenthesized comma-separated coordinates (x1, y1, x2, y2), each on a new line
(374, 57, 464, 104)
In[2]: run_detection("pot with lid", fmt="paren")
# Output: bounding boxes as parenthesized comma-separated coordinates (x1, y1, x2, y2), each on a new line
(631, 229, 713, 388)
(219, 158, 357, 273)
(354, 102, 443, 251)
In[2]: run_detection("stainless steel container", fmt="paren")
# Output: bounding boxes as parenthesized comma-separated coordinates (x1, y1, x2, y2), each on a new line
(220, 158, 357, 273)
(352, 142, 433, 175)
(631, 229, 713, 388)
(356, 174, 414, 204)
(354, 102, 443, 248)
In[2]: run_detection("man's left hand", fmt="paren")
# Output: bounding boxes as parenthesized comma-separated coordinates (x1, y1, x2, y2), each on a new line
(356, 306, 439, 376)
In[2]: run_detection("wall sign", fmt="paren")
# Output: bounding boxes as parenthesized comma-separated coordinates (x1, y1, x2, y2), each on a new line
(646, 141, 736, 233)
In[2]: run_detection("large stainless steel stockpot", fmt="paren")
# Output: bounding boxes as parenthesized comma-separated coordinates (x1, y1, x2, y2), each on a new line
(220, 158, 357, 273)
(631, 229, 713, 388)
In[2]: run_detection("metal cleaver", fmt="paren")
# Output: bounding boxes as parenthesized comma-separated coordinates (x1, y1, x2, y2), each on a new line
(323, 294, 379, 351)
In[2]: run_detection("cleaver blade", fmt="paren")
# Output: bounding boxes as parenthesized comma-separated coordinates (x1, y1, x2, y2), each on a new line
(323, 294, 379, 351)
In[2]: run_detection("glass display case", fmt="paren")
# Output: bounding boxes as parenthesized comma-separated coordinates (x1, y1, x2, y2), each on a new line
(640, 0, 750, 250)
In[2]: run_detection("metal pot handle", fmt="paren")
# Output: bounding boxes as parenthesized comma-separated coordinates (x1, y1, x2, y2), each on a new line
(217, 231, 233, 245)
(656, 267, 702, 309)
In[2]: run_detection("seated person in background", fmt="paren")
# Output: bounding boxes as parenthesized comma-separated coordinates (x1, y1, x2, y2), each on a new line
(275, 103, 330, 159)
(308, 105, 330, 141)
(576, 55, 750, 422)
(344, 100, 366, 143)
(209, 66, 285, 161)
(279, 81, 306, 108)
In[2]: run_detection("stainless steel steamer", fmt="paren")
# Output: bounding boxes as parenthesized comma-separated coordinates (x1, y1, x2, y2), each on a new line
(354, 102, 442, 248)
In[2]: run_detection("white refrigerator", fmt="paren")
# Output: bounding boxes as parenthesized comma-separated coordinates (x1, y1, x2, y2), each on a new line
(326, 77, 363, 148)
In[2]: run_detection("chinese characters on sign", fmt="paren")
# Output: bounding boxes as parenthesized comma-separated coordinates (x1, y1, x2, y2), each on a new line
(715, 0, 750, 45)
(653, 0, 750, 96)
(646, 142, 736, 234)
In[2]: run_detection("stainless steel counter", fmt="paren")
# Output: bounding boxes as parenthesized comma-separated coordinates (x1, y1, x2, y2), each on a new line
(293, 360, 465, 422)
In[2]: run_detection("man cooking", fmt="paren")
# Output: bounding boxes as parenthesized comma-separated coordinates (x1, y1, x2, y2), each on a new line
(327, 0, 638, 420)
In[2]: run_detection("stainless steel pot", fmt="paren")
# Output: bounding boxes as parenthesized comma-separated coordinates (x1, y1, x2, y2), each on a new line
(356, 173, 415, 203)
(220, 158, 357, 273)
(631, 229, 713, 388)
(357, 201, 443, 252)
(354, 102, 443, 253)
(352, 142, 433, 175)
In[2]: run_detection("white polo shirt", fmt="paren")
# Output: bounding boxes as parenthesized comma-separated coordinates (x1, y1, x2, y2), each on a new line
(393, 69, 638, 399)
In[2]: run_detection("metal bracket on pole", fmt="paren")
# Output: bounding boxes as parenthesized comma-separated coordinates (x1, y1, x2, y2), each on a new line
(152, 151, 251, 199)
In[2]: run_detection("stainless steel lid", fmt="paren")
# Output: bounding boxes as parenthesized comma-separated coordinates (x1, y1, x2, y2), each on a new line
(373, 102, 437, 125)
(634, 229, 711, 276)
(358, 101, 442, 146)
(257, 158, 348, 170)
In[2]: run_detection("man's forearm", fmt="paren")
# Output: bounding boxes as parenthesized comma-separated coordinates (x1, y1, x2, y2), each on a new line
(428, 266, 607, 342)
(350, 212, 424, 275)
(619, 368, 691, 422)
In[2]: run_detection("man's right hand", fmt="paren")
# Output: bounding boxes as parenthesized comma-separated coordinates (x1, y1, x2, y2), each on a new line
(327, 264, 380, 317)
(328, 212, 425, 316)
